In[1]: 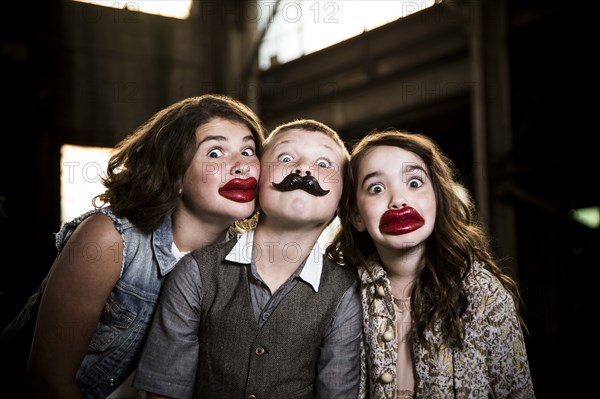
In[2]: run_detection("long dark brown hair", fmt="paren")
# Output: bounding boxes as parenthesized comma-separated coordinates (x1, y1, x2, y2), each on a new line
(327, 129, 525, 349)
(94, 94, 266, 232)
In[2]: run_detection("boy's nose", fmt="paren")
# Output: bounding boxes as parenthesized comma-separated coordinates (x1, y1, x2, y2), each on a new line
(295, 169, 311, 176)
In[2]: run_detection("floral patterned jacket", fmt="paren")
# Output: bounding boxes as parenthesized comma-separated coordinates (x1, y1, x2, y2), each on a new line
(358, 255, 535, 398)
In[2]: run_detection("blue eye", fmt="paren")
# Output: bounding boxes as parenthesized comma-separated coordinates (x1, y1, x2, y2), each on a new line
(279, 154, 293, 162)
(316, 159, 331, 168)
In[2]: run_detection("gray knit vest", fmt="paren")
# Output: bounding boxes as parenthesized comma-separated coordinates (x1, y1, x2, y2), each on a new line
(191, 237, 355, 399)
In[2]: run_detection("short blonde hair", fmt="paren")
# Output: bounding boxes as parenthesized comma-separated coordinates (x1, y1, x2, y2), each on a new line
(264, 119, 350, 162)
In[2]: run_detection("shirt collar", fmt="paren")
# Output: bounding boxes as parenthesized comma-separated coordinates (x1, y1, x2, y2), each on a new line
(225, 228, 326, 292)
(153, 212, 181, 276)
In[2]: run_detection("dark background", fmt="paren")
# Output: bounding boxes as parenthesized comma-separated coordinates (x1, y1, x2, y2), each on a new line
(1, 1, 596, 396)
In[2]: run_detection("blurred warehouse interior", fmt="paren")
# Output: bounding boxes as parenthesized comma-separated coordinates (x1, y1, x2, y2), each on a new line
(0, 0, 596, 396)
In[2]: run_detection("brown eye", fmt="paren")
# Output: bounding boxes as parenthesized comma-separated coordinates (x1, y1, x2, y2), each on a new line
(208, 149, 223, 158)
(407, 178, 423, 188)
(242, 148, 255, 157)
(367, 183, 385, 194)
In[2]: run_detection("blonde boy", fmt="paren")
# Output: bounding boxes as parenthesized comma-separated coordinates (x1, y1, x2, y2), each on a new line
(134, 120, 362, 399)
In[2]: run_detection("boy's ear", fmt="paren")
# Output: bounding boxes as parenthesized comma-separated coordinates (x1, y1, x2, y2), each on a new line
(349, 210, 366, 232)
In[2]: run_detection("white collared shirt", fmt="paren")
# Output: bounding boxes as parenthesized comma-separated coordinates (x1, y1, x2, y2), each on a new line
(224, 228, 330, 292)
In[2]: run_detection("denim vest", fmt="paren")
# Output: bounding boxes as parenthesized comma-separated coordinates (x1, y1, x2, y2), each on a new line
(0, 207, 179, 398)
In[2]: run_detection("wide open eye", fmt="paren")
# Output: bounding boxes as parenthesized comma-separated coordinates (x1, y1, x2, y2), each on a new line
(241, 147, 255, 157)
(316, 158, 331, 168)
(367, 183, 385, 194)
(407, 177, 423, 189)
(208, 148, 223, 158)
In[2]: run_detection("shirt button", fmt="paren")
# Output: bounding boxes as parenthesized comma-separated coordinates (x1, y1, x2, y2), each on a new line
(255, 346, 266, 356)
(376, 285, 386, 297)
(262, 312, 270, 321)
(380, 372, 394, 384)
(382, 329, 394, 342)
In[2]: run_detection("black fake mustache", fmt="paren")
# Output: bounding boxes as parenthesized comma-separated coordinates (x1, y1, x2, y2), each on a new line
(272, 172, 330, 197)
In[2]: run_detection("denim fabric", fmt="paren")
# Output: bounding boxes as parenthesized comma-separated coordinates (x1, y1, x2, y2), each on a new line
(0, 207, 179, 399)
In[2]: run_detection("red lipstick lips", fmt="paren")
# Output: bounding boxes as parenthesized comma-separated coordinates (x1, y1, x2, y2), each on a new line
(379, 207, 424, 235)
(219, 177, 257, 203)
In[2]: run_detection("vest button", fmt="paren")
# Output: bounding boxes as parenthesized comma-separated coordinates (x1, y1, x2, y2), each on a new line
(255, 346, 266, 356)
(262, 312, 270, 321)
(380, 372, 394, 384)
(248, 395, 258, 399)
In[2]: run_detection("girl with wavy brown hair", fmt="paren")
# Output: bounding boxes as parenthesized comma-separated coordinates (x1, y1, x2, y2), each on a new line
(1, 94, 266, 399)
(327, 129, 534, 398)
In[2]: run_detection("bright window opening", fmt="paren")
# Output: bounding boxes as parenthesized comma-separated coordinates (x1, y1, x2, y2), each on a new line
(72, 0, 192, 19)
(61, 144, 114, 224)
(571, 206, 600, 229)
(259, 0, 436, 70)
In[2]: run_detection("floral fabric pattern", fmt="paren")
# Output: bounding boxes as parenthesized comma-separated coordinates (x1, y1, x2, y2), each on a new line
(358, 254, 535, 398)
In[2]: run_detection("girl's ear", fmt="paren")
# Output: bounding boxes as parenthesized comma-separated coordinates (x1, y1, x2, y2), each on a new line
(349, 210, 366, 232)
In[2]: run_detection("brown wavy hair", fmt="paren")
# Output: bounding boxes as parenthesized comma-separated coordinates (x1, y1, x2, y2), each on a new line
(327, 129, 525, 349)
(94, 94, 266, 233)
